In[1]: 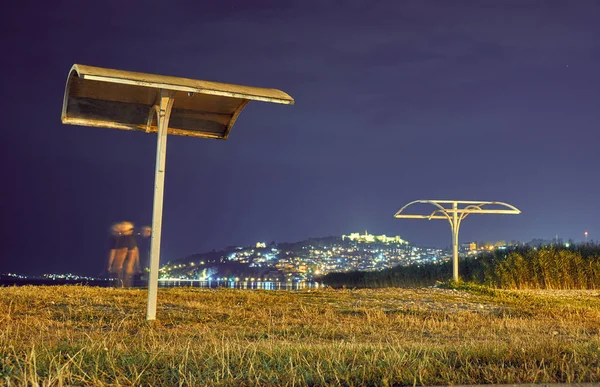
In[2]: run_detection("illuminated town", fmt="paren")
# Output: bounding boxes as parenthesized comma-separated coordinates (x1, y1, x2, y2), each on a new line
(156, 231, 431, 281)
(157, 231, 532, 282)
(0, 232, 571, 285)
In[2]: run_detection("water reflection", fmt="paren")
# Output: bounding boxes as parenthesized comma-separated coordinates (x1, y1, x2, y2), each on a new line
(158, 279, 320, 290)
(0, 278, 323, 289)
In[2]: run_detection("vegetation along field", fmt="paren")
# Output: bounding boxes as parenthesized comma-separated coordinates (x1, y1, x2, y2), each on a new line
(1, 284, 599, 385)
(323, 245, 600, 289)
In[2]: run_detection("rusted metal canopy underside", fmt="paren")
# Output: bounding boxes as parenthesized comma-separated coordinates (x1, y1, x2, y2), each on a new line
(61, 64, 294, 139)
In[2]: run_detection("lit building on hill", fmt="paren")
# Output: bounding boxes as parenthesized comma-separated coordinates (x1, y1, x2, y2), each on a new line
(342, 230, 408, 245)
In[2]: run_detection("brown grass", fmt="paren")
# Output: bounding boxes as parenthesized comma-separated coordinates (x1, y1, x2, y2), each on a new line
(1, 285, 599, 386)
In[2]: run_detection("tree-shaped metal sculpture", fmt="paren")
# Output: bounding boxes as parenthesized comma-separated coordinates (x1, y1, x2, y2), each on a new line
(394, 200, 521, 282)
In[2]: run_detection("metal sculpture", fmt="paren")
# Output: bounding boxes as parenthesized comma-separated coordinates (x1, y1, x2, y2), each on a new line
(394, 200, 521, 281)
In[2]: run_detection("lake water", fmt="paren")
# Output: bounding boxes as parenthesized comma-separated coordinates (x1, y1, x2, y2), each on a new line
(158, 279, 320, 290)
(0, 278, 321, 290)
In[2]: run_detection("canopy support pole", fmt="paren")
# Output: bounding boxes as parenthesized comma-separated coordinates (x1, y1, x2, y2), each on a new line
(146, 90, 174, 321)
(451, 201, 459, 282)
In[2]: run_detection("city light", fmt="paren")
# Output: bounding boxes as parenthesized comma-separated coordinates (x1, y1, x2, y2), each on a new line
(152, 232, 459, 282)
(115, 232, 545, 286)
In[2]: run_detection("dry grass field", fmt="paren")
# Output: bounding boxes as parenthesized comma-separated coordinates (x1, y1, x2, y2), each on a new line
(0, 285, 599, 386)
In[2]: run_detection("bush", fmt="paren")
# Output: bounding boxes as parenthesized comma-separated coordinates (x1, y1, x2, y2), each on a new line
(322, 244, 600, 290)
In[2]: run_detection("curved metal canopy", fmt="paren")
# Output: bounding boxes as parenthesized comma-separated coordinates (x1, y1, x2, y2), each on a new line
(61, 64, 294, 139)
(394, 200, 521, 221)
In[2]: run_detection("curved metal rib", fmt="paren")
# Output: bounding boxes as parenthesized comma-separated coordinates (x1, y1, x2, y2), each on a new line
(459, 204, 483, 222)
(61, 68, 79, 123)
(481, 201, 521, 213)
(146, 105, 161, 133)
(394, 200, 452, 222)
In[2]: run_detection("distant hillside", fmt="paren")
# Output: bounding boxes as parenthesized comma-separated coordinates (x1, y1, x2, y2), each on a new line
(160, 233, 441, 281)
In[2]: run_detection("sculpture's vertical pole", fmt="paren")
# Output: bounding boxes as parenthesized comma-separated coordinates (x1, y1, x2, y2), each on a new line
(147, 90, 174, 321)
(452, 202, 459, 282)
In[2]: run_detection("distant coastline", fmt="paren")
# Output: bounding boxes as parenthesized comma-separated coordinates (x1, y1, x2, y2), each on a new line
(0, 276, 319, 290)
(0, 277, 112, 287)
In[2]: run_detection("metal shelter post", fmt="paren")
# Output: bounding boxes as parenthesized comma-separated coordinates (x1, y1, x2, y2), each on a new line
(147, 90, 174, 321)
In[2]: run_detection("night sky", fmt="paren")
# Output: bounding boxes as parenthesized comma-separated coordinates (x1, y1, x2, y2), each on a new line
(1, 1, 599, 276)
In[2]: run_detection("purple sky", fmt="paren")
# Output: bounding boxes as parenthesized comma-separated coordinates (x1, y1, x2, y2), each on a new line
(1, 0, 599, 275)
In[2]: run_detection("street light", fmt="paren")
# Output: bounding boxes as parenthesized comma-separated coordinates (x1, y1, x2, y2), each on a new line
(62, 64, 293, 320)
(394, 200, 521, 282)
